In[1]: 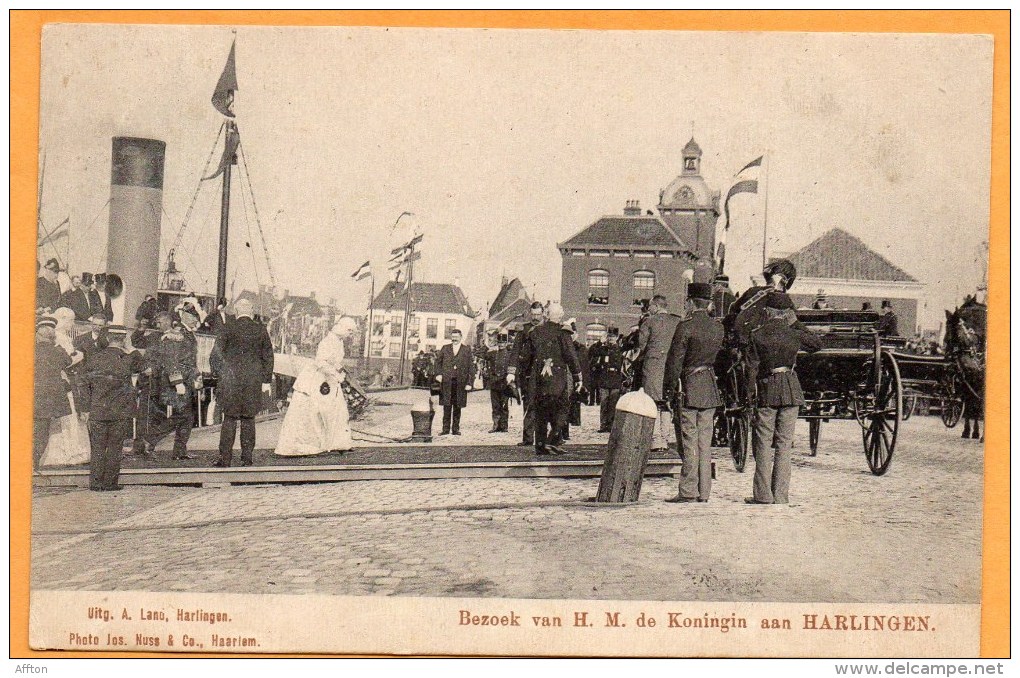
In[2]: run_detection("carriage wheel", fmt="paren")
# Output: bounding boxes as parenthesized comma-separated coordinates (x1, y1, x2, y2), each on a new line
(808, 419, 821, 456)
(861, 351, 902, 476)
(728, 410, 751, 473)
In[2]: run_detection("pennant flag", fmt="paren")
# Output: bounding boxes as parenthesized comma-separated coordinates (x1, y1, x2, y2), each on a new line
(351, 260, 371, 280)
(738, 155, 763, 175)
(211, 41, 238, 118)
(724, 178, 759, 231)
(203, 125, 240, 181)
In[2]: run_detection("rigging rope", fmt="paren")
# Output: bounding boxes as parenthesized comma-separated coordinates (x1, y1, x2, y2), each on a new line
(165, 121, 226, 268)
(160, 203, 212, 292)
(237, 140, 277, 289)
(238, 171, 263, 296)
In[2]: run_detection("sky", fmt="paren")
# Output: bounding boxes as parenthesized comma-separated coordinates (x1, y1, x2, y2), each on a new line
(37, 25, 993, 330)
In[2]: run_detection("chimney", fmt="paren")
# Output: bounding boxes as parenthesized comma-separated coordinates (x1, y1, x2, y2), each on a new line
(329, 297, 336, 308)
(309, 291, 316, 300)
(624, 199, 641, 217)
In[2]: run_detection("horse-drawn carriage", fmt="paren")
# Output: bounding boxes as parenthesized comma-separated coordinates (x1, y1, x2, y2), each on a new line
(720, 304, 983, 477)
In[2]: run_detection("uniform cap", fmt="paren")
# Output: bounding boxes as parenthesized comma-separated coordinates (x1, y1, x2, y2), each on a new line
(764, 259, 797, 289)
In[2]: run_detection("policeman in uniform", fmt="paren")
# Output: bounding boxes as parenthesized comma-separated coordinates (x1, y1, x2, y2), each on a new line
(663, 283, 725, 503)
(596, 328, 625, 432)
(638, 294, 682, 450)
(746, 300, 822, 504)
(513, 303, 581, 455)
(507, 301, 546, 446)
(877, 300, 899, 337)
(485, 331, 511, 432)
(588, 336, 605, 406)
(83, 326, 146, 491)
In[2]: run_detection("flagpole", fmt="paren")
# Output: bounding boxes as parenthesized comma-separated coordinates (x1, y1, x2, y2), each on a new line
(398, 240, 416, 385)
(761, 151, 770, 269)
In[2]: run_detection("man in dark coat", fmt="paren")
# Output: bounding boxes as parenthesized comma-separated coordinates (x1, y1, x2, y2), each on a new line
(663, 283, 725, 503)
(434, 329, 475, 435)
(36, 258, 62, 313)
(562, 320, 590, 441)
(143, 312, 200, 460)
(746, 303, 822, 504)
(83, 327, 146, 491)
(200, 297, 234, 335)
(507, 302, 545, 446)
(638, 295, 683, 450)
(60, 274, 96, 321)
(587, 338, 605, 406)
(877, 300, 899, 337)
(516, 305, 580, 455)
(212, 299, 274, 467)
(90, 273, 115, 321)
(596, 329, 625, 432)
(724, 259, 797, 344)
(484, 332, 511, 433)
(33, 317, 73, 471)
(135, 294, 160, 326)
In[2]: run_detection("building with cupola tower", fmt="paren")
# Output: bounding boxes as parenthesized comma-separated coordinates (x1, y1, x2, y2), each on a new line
(557, 137, 720, 343)
(657, 138, 721, 260)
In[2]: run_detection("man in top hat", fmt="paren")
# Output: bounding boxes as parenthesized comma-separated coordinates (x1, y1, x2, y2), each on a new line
(514, 302, 580, 455)
(507, 301, 546, 446)
(59, 274, 90, 320)
(33, 316, 75, 471)
(596, 327, 625, 432)
(435, 328, 475, 436)
(82, 325, 146, 491)
(484, 330, 512, 433)
(211, 298, 274, 467)
(201, 297, 234, 336)
(877, 299, 899, 337)
(638, 294, 682, 450)
(36, 258, 62, 313)
(745, 301, 822, 505)
(663, 283, 725, 503)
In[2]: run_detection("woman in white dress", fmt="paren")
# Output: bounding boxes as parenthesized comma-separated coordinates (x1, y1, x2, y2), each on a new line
(41, 307, 90, 466)
(275, 317, 358, 456)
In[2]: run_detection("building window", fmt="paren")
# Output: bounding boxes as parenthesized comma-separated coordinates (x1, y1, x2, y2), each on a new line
(633, 270, 655, 307)
(389, 342, 401, 358)
(372, 320, 384, 336)
(589, 250, 610, 257)
(588, 269, 609, 306)
(444, 319, 457, 340)
(586, 323, 607, 344)
(390, 319, 402, 337)
(635, 251, 655, 258)
(370, 340, 384, 357)
(426, 317, 438, 339)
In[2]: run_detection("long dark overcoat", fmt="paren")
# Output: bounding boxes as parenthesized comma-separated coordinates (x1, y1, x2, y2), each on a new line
(211, 316, 274, 418)
(435, 343, 475, 408)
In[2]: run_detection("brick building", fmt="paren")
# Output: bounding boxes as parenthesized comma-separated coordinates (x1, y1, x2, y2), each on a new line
(777, 228, 925, 334)
(557, 138, 719, 342)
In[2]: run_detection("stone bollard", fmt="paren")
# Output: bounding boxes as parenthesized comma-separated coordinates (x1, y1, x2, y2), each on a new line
(596, 388, 659, 502)
(410, 390, 436, 443)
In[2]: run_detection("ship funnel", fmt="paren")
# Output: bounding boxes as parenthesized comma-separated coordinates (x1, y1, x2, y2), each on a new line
(107, 137, 166, 324)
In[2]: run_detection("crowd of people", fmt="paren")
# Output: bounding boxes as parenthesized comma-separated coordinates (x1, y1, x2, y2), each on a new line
(33, 256, 278, 490)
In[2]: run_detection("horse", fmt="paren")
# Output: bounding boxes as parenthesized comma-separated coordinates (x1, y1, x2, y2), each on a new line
(944, 296, 986, 441)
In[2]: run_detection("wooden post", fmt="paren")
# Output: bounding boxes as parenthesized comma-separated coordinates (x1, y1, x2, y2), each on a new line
(596, 389, 659, 502)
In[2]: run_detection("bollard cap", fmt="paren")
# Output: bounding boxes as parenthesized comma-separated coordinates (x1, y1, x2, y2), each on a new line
(615, 388, 659, 419)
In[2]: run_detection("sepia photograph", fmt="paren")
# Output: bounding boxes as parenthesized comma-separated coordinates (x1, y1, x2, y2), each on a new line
(20, 15, 1001, 659)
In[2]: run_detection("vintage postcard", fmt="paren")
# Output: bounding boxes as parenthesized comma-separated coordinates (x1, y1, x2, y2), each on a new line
(15, 13, 1006, 659)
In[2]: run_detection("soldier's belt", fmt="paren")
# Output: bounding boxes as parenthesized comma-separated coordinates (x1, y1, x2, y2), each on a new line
(770, 366, 792, 374)
(683, 366, 713, 377)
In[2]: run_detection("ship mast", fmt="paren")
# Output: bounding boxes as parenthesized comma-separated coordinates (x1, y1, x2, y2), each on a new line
(216, 120, 236, 302)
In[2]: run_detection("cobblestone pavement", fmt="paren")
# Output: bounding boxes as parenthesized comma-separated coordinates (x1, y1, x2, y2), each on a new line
(31, 416, 982, 603)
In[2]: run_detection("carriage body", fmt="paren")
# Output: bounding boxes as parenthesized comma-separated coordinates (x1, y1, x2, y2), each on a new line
(720, 309, 915, 476)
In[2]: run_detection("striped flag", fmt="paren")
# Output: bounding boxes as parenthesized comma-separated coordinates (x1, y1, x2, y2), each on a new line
(724, 155, 763, 231)
(351, 260, 371, 281)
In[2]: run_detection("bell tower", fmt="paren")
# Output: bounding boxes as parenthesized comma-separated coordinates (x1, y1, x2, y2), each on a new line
(657, 137, 720, 261)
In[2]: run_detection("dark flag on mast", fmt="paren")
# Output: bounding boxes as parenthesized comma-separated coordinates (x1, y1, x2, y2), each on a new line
(211, 41, 238, 118)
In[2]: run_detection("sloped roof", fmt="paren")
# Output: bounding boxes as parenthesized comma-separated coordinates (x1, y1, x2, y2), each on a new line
(489, 277, 529, 317)
(490, 297, 531, 324)
(372, 281, 476, 316)
(559, 215, 687, 250)
(282, 295, 323, 317)
(781, 228, 918, 283)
